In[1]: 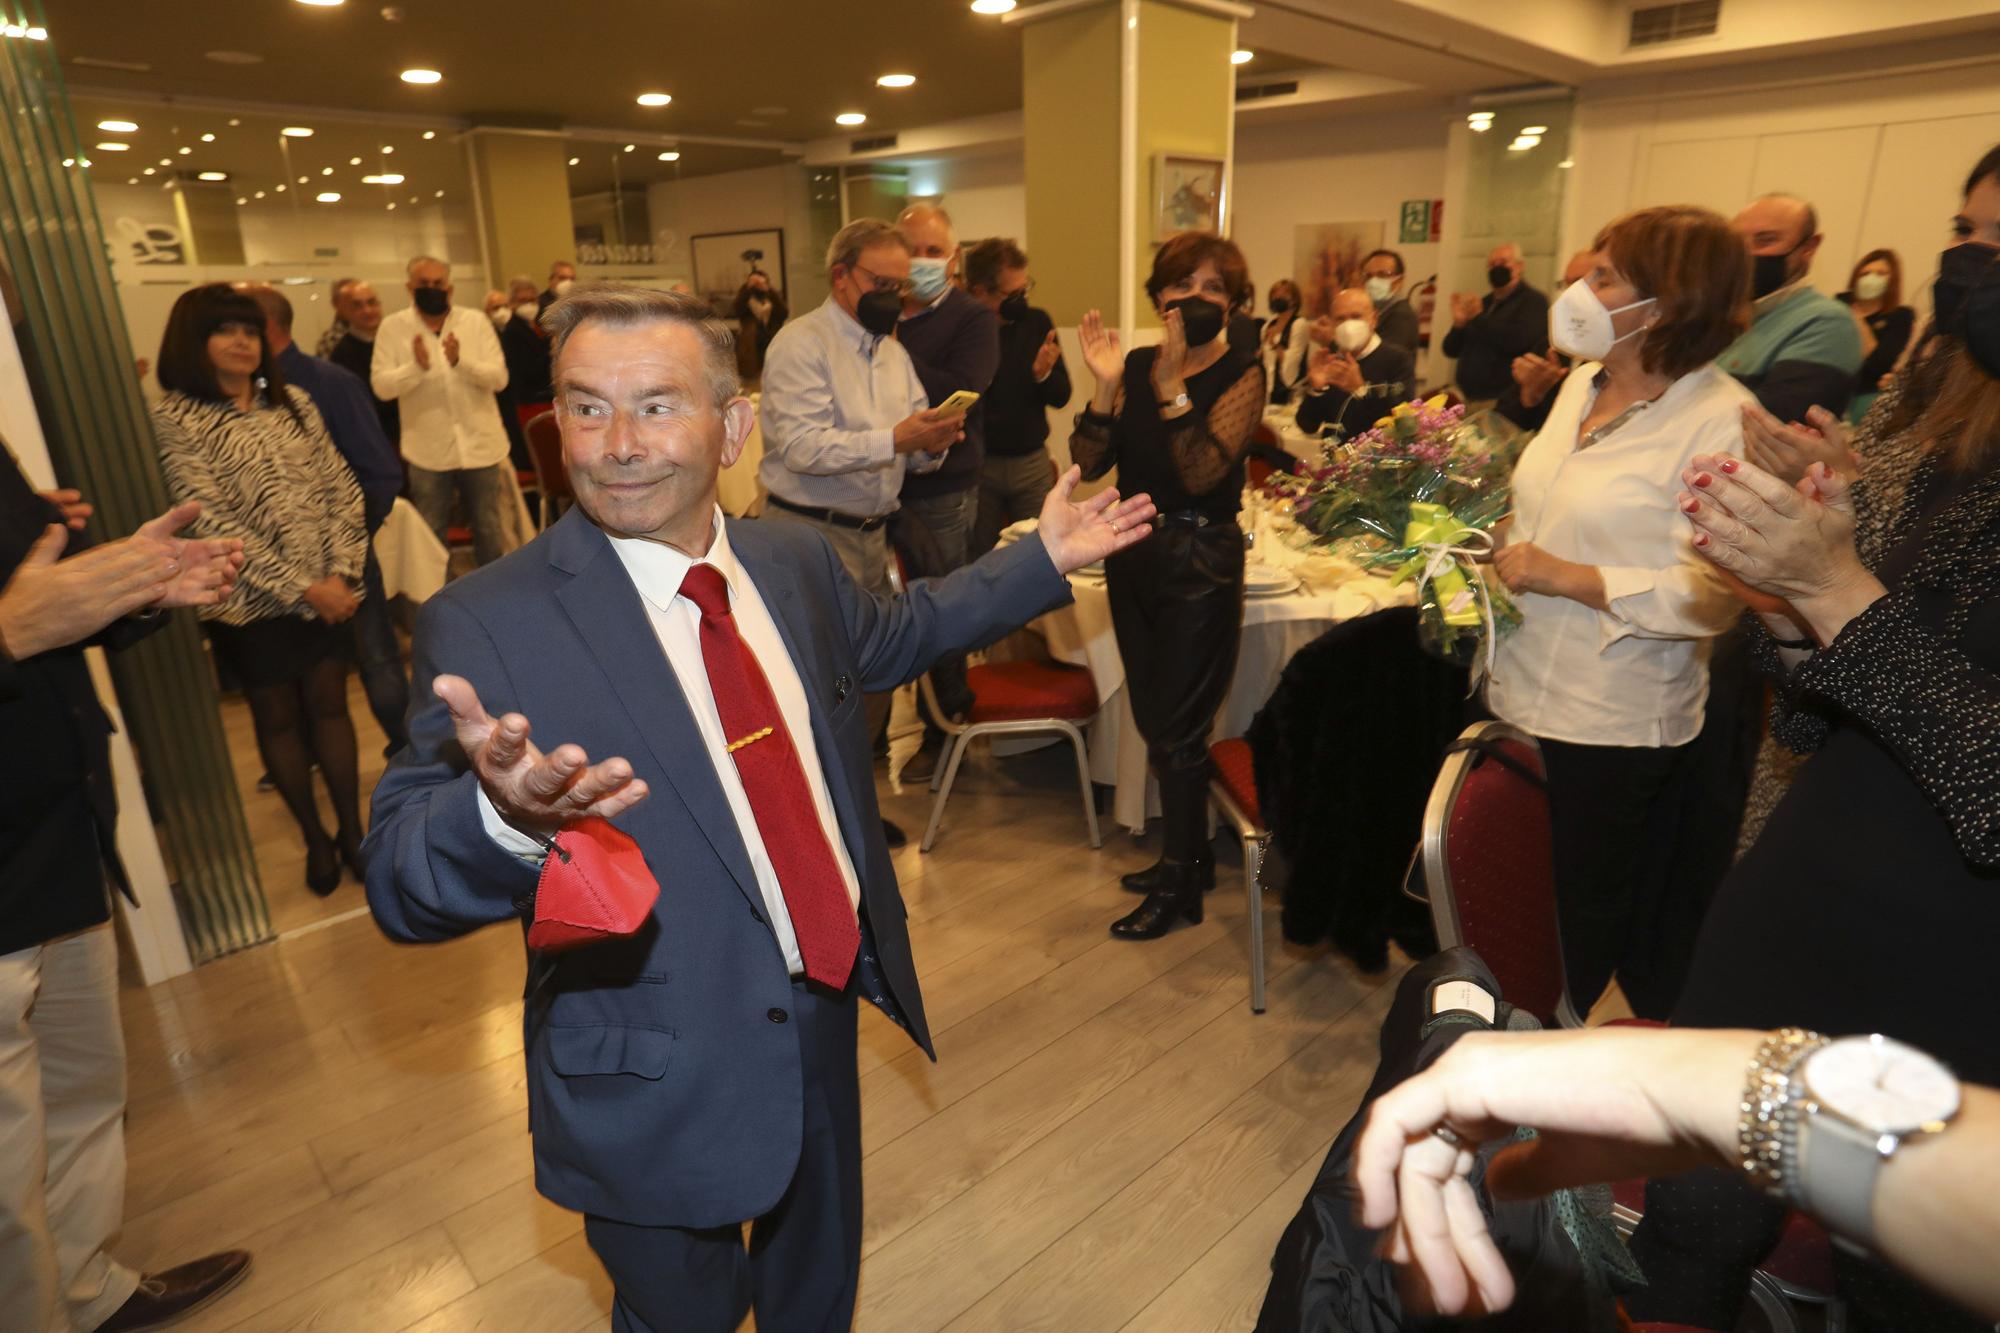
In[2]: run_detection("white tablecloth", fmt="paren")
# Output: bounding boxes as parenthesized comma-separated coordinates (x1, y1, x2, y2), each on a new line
(1009, 498, 1414, 832)
(372, 496, 448, 603)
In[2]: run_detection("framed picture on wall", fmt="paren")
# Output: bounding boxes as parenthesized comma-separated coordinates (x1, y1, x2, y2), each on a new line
(690, 229, 786, 311)
(1153, 154, 1226, 241)
(1294, 221, 1387, 318)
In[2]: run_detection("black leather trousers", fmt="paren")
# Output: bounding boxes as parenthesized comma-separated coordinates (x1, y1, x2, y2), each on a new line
(1106, 522, 1246, 862)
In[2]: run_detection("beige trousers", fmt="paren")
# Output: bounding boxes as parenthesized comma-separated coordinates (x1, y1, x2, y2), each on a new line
(0, 924, 139, 1332)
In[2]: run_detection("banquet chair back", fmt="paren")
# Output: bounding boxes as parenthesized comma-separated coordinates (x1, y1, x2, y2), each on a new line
(1417, 720, 1579, 1028)
(1208, 738, 1269, 1014)
(524, 409, 573, 528)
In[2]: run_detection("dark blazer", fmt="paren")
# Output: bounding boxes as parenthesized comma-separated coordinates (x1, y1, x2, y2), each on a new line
(0, 451, 162, 954)
(363, 505, 1072, 1227)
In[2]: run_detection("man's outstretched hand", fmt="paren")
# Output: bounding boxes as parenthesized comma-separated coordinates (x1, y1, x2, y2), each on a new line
(1037, 465, 1156, 575)
(434, 674, 650, 837)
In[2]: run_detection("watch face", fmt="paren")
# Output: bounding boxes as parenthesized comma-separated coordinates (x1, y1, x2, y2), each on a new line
(1803, 1035, 1961, 1135)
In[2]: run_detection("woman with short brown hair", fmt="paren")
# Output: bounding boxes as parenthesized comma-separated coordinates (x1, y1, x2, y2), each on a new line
(1486, 204, 1754, 1018)
(1071, 232, 1266, 939)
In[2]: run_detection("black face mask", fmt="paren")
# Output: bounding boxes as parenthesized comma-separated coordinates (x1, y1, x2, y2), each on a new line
(853, 286, 902, 337)
(998, 291, 1030, 322)
(1487, 264, 1512, 289)
(1935, 243, 2000, 377)
(1166, 296, 1225, 346)
(1268, 297, 1291, 314)
(412, 286, 450, 317)
(1751, 244, 1804, 300)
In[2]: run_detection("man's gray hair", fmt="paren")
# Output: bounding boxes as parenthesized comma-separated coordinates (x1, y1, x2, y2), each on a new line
(540, 284, 740, 408)
(330, 275, 358, 303)
(825, 218, 909, 274)
(406, 254, 449, 278)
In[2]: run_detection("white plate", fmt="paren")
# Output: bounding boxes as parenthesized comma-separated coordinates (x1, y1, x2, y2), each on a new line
(1244, 573, 1303, 598)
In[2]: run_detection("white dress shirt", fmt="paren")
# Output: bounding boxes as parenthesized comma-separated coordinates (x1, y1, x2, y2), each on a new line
(1485, 362, 1749, 748)
(370, 303, 512, 472)
(480, 508, 859, 976)
(756, 296, 941, 520)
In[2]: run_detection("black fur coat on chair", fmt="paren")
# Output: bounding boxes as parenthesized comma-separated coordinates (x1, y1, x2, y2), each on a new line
(1246, 606, 1474, 970)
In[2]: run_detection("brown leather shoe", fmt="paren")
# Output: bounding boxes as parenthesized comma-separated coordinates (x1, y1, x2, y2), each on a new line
(97, 1251, 251, 1331)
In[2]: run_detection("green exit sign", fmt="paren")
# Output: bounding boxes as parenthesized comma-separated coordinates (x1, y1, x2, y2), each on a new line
(314, 247, 340, 258)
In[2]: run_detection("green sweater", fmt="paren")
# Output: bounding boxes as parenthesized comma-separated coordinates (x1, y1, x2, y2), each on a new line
(1716, 284, 1863, 421)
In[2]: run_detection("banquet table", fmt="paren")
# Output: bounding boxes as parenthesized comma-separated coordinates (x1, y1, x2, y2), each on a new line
(372, 495, 449, 604)
(1002, 495, 1415, 833)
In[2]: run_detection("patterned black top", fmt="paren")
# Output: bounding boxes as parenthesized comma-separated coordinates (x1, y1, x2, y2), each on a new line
(1754, 370, 2000, 868)
(153, 387, 368, 628)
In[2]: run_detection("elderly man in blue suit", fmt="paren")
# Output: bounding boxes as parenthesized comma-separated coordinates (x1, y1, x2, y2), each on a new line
(363, 285, 1153, 1331)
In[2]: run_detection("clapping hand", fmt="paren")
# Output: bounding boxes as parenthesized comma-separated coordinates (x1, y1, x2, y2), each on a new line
(1678, 452, 1881, 623)
(1741, 403, 1856, 486)
(412, 334, 432, 370)
(0, 526, 176, 660)
(1032, 330, 1062, 381)
(1450, 293, 1481, 326)
(134, 502, 245, 610)
(435, 674, 650, 837)
(1077, 310, 1125, 387)
(1036, 465, 1155, 574)
(41, 489, 92, 530)
(442, 332, 461, 367)
(1310, 349, 1363, 394)
(1510, 352, 1566, 407)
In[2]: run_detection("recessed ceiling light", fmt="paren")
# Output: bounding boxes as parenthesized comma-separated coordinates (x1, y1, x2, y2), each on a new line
(387, 202, 396, 210)
(636, 92, 671, 107)
(281, 126, 313, 137)
(25, 25, 47, 38)
(622, 143, 635, 152)
(1520, 125, 1549, 135)
(177, 145, 192, 155)
(400, 68, 441, 84)
(205, 50, 263, 64)
(59, 157, 73, 167)
(228, 117, 241, 126)
(197, 171, 227, 181)
(381, 145, 394, 154)
(421, 130, 435, 140)
(275, 184, 286, 192)
(433, 189, 443, 197)
(94, 141, 129, 151)
(237, 196, 247, 204)
(298, 175, 309, 183)
(295, 0, 344, 6)
(158, 158, 171, 166)
(970, 0, 1016, 12)
(200, 132, 215, 142)
(97, 118, 137, 132)
(1557, 158, 1575, 169)
(408, 195, 418, 203)
(876, 73, 915, 88)
(127, 176, 138, 184)
(349, 156, 362, 165)
(835, 112, 866, 126)
(657, 150, 680, 161)
(362, 173, 405, 184)
(316, 191, 341, 202)
(142, 167, 155, 175)
(567, 156, 579, 166)
(1230, 48, 1254, 64)
(255, 190, 266, 198)
(321, 166, 334, 175)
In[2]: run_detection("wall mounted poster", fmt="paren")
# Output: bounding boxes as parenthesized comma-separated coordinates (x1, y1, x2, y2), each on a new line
(1154, 154, 1225, 240)
(1295, 221, 1387, 317)
(690, 229, 785, 311)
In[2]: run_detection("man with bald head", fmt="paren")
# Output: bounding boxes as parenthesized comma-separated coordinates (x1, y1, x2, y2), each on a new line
(327, 278, 398, 442)
(891, 202, 999, 783)
(1294, 287, 1416, 440)
(1717, 193, 1862, 421)
(235, 281, 410, 754)
(1442, 241, 1550, 406)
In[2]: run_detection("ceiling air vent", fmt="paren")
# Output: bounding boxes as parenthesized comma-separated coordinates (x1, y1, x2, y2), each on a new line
(1235, 80, 1301, 102)
(1628, 0, 1720, 47)
(851, 133, 898, 153)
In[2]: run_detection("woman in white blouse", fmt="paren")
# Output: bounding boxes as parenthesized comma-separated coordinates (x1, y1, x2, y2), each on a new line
(1486, 205, 1753, 1019)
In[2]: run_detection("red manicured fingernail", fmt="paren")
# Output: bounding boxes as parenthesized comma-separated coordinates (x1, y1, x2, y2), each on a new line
(1693, 533, 1710, 547)
(1681, 497, 1699, 513)
(1693, 473, 1712, 488)
(1719, 458, 1739, 474)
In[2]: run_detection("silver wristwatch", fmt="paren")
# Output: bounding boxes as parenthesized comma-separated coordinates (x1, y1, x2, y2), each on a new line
(1780, 1034, 1960, 1250)
(1158, 391, 1190, 412)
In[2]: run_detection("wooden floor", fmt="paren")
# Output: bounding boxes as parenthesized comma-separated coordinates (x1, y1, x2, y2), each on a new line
(120, 679, 1418, 1332)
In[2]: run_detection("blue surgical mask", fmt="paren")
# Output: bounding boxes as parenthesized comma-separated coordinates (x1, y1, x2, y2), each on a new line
(908, 257, 951, 303)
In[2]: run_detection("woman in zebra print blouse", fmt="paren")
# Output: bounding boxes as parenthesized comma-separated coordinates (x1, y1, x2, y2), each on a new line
(152, 284, 371, 897)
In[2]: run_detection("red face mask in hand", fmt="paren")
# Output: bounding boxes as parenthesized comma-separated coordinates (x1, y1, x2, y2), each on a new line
(524, 817, 661, 952)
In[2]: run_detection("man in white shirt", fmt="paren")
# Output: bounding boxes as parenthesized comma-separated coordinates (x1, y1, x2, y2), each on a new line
(371, 255, 514, 567)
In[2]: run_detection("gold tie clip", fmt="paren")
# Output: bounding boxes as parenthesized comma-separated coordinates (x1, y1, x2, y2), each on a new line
(726, 726, 775, 755)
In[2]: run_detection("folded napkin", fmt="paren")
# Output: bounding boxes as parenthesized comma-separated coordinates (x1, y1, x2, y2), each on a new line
(525, 817, 661, 952)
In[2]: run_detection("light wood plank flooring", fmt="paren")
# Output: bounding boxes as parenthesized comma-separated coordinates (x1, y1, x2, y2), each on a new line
(122, 680, 1417, 1331)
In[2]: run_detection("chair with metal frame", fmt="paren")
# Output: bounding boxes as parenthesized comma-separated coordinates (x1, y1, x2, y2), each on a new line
(1207, 737, 1270, 1014)
(524, 408, 573, 529)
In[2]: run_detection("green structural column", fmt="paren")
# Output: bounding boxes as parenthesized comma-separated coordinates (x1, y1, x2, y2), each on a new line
(0, 2, 270, 961)
(1014, 0, 1242, 336)
(467, 130, 577, 286)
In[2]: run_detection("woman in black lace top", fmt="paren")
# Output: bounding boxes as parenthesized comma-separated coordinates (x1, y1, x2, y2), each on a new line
(1070, 233, 1267, 940)
(1625, 147, 2000, 1333)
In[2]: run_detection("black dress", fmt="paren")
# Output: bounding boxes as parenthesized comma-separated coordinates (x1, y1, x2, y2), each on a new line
(1627, 369, 2000, 1333)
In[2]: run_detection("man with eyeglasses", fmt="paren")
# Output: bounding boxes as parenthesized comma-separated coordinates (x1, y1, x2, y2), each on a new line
(758, 220, 963, 841)
(964, 237, 1070, 558)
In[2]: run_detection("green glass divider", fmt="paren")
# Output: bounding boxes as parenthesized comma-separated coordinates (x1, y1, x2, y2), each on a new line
(0, 4, 271, 961)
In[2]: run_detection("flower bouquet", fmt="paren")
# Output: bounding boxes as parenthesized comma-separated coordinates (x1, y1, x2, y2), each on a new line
(1262, 395, 1524, 670)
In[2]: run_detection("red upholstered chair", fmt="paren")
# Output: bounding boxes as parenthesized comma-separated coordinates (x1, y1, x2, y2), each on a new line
(1409, 720, 1582, 1029)
(524, 408, 573, 529)
(915, 661, 1101, 854)
(1207, 737, 1269, 1014)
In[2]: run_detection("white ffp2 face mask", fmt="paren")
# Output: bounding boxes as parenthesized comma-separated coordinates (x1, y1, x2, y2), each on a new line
(1547, 279, 1655, 362)
(1854, 272, 1890, 302)
(1364, 276, 1397, 304)
(1333, 318, 1372, 353)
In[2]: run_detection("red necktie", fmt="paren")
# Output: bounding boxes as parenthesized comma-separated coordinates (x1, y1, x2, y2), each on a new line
(679, 564, 859, 989)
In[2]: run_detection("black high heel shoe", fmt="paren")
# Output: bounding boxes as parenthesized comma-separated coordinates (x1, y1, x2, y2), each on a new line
(305, 839, 340, 897)
(1120, 854, 1215, 895)
(336, 828, 365, 881)
(1109, 866, 1205, 940)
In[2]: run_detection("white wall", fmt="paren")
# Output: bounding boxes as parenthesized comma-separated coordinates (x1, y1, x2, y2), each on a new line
(1233, 106, 1452, 308)
(1566, 54, 2000, 326)
(907, 151, 1031, 250)
(646, 165, 823, 309)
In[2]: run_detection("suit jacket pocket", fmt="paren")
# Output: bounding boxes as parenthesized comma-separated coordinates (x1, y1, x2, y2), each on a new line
(545, 1023, 675, 1080)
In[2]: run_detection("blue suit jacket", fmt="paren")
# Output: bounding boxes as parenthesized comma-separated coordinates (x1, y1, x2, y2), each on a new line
(363, 506, 1073, 1226)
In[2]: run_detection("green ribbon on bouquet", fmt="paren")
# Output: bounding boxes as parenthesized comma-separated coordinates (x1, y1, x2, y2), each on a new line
(1391, 501, 1486, 628)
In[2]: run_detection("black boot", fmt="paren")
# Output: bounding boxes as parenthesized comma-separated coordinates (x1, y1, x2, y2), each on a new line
(1120, 854, 1215, 894)
(1122, 761, 1215, 893)
(1110, 862, 1205, 939)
